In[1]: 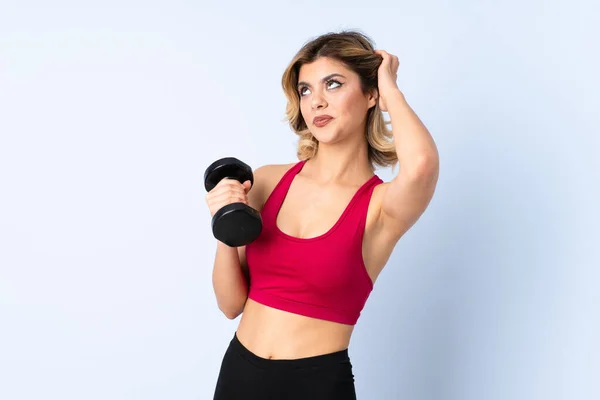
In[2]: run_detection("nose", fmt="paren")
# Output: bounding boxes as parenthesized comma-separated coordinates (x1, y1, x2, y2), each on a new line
(311, 92, 327, 110)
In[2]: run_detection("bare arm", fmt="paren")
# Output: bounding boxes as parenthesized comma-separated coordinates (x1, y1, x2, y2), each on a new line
(212, 242, 249, 319)
(377, 90, 439, 240)
(208, 166, 268, 319)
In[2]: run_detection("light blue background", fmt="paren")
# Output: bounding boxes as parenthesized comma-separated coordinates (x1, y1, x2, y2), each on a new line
(1, 1, 598, 399)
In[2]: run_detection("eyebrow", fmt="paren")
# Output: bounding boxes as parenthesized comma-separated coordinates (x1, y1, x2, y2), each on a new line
(297, 73, 346, 89)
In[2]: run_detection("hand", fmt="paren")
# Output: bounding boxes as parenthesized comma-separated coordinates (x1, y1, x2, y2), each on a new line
(205, 178, 252, 218)
(374, 50, 400, 112)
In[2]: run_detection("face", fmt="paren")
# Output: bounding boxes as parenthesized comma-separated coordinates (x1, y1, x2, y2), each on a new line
(297, 57, 376, 144)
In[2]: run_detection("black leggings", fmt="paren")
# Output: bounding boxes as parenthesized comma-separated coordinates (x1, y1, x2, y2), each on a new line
(213, 332, 357, 399)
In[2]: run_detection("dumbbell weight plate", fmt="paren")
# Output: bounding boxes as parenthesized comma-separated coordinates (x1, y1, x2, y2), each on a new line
(212, 203, 262, 247)
(204, 157, 254, 192)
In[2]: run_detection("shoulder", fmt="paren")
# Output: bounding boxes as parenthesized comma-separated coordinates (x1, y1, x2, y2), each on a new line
(254, 162, 296, 181)
(249, 162, 298, 211)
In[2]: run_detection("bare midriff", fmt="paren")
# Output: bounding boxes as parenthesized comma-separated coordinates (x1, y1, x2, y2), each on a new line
(235, 298, 354, 360)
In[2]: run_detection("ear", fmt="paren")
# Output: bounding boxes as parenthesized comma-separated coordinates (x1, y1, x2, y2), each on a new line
(367, 88, 378, 109)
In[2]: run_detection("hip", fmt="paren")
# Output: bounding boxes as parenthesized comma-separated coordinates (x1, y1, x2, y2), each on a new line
(213, 332, 357, 400)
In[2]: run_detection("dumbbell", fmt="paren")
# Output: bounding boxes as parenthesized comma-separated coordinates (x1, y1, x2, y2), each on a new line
(204, 157, 262, 247)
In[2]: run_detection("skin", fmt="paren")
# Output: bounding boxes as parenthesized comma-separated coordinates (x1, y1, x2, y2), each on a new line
(217, 56, 438, 359)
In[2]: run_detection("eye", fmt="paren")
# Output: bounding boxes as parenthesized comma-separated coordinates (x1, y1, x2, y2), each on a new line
(327, 79, 342, 89)
(299, 86, 310, 97)
(298, 79, 343, 97)
(298, 80, 343, 97)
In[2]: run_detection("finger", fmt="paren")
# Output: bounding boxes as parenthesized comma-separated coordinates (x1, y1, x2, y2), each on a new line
(208, 186, 246, 201)
(208, 191, 247, 206)
(374, 49, 389, 62)
(215, 178, 245, 191)
(214, 178, 235, 187)
(217, 186, 247, 198)
(216, 177, 245, 186)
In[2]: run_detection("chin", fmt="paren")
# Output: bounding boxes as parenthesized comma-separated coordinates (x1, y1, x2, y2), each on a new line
(313, 128, 351, 144)
(312, 132, 339, 144)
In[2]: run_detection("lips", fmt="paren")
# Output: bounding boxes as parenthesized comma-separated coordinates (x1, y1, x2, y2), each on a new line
(313, 115, 333, 127)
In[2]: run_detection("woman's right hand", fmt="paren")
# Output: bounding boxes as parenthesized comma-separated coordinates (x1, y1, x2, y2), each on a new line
(205, 178, 252, 218)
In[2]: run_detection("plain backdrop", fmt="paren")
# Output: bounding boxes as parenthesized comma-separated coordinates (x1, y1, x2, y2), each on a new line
(1, 1, 598, 399)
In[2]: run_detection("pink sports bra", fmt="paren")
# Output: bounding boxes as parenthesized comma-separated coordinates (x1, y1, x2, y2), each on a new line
(245, 160, 383, 325)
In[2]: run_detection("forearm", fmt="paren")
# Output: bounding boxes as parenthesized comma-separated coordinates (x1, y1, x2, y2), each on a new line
(212, 241, 248, 319)
(387, 90, 439, 174)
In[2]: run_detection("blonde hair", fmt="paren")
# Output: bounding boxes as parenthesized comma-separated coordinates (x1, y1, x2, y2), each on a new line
(281, 30, 398, 171)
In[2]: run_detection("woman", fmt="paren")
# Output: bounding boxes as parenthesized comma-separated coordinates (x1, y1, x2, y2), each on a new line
(206, 30, 439, 399)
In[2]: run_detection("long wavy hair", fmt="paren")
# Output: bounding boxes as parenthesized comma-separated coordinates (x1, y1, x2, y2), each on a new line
(281, 30, 398, 171)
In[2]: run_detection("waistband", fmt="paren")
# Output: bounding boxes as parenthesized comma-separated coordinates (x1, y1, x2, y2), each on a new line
(229, 332, 350, 370)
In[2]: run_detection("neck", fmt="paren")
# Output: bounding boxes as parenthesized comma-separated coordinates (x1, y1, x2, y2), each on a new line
(303, 136, 373, 185)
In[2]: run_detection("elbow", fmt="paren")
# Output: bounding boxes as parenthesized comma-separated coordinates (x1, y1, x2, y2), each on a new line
(218, 300, 246, 320)
(222, 309, 241, 320)
(406, 152, 439, 181)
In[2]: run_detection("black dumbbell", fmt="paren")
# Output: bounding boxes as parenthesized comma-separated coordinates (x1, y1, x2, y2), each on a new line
(204, 157, 262, 247)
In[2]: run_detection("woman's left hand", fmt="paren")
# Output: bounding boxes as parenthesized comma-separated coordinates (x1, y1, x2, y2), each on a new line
(374, 50, 401, 112)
